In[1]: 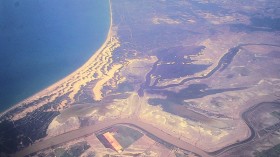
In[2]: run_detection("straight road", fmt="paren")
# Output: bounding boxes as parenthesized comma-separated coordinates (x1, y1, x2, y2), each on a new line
(14, 118, 210, 157)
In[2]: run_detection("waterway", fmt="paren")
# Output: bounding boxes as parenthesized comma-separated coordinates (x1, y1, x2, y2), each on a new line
(139, 43, 280, 93)
(0, 0, 110, 111)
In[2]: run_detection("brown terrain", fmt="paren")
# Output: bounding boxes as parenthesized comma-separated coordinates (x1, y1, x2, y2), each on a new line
(0, 0, 280, 157)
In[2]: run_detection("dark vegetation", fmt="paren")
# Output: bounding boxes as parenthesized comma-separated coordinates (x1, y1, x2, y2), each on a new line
(0, 111, 59, 154)
(254, 144, 280, 157)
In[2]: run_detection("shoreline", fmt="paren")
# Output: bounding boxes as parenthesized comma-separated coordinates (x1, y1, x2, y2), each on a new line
(0, 0, 113, 118)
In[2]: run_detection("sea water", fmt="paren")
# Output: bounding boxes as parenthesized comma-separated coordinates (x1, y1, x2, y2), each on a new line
(0, 0, 110, 111)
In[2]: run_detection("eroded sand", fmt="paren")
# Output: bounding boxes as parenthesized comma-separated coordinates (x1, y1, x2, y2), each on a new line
(2, 2, 124, 121)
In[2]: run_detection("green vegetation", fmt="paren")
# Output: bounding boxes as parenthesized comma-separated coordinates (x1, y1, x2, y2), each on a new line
(175, 152, 188, 157)
(271, 111, 280, 119)
(113, 125, 143, 148)
(254, 144, 280, 157)
(54, 142, 90, 157)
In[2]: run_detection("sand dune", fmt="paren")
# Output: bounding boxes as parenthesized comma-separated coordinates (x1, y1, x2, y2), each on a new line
(11, 34, 122, 121)
(6, 1, 125, 121)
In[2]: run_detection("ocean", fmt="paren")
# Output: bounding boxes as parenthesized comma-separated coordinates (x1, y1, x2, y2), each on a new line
(0, 0, 110, 111)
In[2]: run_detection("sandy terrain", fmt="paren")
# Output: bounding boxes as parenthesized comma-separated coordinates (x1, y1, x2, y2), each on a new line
(15, 117, 210, 157)
(1, 0, 126, 122)
(2, 1, 279, 156)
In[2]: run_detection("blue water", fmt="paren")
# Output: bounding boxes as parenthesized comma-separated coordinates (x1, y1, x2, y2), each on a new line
(0, 0, 110, 111)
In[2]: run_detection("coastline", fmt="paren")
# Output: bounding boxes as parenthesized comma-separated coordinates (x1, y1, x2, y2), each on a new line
(0, 0, 113, 118)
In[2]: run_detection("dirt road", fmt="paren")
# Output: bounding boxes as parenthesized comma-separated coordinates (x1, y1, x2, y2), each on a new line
(14, 117, 210, 157)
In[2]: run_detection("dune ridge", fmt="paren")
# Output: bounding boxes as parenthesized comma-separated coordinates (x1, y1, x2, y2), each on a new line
(0, 0, 120, 121)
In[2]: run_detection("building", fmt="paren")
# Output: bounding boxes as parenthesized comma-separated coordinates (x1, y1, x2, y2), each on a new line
(102, 132, 123, 153)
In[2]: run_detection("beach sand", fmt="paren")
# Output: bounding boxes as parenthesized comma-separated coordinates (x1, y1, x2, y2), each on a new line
(0, 0, 120, 120)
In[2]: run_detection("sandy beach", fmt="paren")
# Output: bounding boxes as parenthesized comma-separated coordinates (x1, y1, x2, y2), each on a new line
(0, 0, 115, 119)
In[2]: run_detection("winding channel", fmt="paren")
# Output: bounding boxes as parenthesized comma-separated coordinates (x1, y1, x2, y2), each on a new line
(14, 117, 211, 157)
(138, 43, 280, 94)
(136, 43, 280, 155)
(14, 102, 280, 157)
(15, 44, 280, 156)
(210, 101, 280, 156)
